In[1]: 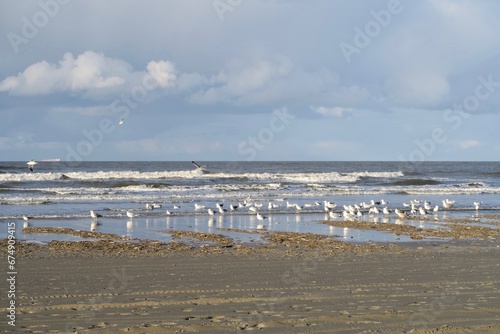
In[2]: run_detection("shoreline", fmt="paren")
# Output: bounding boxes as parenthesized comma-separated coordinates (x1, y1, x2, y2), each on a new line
(1, 233, 499, 333)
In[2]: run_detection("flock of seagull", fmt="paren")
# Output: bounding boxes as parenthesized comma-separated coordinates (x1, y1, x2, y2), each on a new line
(21, 159, 484, 230)
(82, 197, 483, 230)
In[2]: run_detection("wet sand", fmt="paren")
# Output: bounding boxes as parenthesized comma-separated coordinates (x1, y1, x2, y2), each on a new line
(1, 234, 499, 333)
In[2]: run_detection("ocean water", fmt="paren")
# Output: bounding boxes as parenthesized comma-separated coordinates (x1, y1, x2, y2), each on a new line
(1, 161, 499, 243)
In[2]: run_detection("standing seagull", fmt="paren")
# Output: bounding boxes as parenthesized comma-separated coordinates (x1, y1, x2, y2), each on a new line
(474, 201, 482, 210)
(126, 211, 135, 219)
(90, 210, 103, 220)
(256, 212, 267, 230)
(27, 160, 38, 171)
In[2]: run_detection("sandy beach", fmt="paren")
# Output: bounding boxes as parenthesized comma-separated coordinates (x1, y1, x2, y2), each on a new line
(1, 229, 499, 334)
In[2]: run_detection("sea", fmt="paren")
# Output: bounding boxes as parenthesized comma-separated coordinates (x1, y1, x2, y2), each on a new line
(1, 161, 499, 244)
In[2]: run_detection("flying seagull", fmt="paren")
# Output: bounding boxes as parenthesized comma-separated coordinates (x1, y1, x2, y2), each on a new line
(118, 117, 125, 125)
(27, 160, 37, 171)
(192, 161, 206, 171)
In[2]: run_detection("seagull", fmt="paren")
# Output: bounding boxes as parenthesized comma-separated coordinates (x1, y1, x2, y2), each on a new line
(418, 207, 427, 216)
(395, 209, 406, 218)
(324, 200, 337, 210)
(473, 201, 482, 210)
(248, 206, 258, 213)
(173, 205, 180, 209)
(192, 161, 206, 171)
(22, 215, 33, 221)
(194, 203, 205, 210)
(218, 206, 227, 214)
(328, 211, 340, 219)
(442, 200, 454, 209)
(166, 210, 171, 215)
(126, 211, 134, 219)
(382, 207, 391, 215)
(256, 212, 267, 221)
(343, 210, 357, 221)
(230, 204, 239, 211)
(256, 213, 267, 230)
(118, 117, 125, 125)
(208, 208, 216, 216)
(27, 160, 38, 171)
(90, 210, 103, 220)
(433, 205, 439, 213)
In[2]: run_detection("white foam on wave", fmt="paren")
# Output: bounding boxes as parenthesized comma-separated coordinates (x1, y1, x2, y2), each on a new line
(0, 170, 405, 183)
(348, 171, 405, 178)
(0, 170, 202, 182)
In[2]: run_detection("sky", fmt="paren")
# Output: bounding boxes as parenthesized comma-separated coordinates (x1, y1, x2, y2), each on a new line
(1, 0, 500, 162)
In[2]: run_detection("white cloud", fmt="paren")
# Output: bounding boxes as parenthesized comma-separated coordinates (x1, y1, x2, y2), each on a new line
(190, 56, 294, 105)
(189, 55, 346, 106)
(146, 60, 176, 88)
(0, 52, 128, 95)
(50, 105, 111, 116)
(456, 140, 481, 149)
(0, 51, 178, 98)
(311, 106, 353, 118)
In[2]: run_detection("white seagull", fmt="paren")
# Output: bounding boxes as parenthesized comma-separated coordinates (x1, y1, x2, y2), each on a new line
(328, 211, 340, 219)
(194, 203, 206, 210)
(126, 211, 135, 219)
(442, 199, 454, 209)
(192, 161, 206, 171)
(118, 117, 125, 125)
(473, 201, 482, 210)
(90, 210, 103, 220)
(27, 160, 38, 171)
(418, 207, 427, 216)
(395, 209, 406, 219)
(256, 213, 267, 230)
(256, 212, 267, 221)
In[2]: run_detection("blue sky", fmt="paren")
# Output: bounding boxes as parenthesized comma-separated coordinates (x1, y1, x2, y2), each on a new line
(1, 0, 500, 162)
